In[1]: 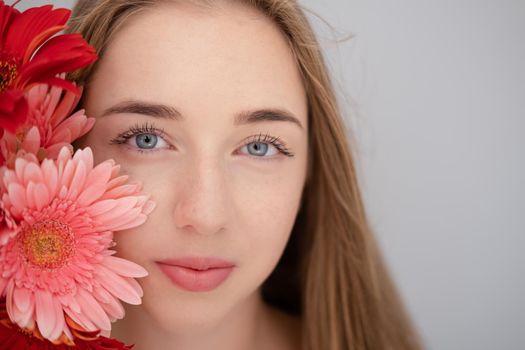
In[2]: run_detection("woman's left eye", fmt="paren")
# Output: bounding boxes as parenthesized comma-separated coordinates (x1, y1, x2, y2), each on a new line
(238, 133, 294, 159)
(236, 134, 294, 160)
(239, 142, 279, 157)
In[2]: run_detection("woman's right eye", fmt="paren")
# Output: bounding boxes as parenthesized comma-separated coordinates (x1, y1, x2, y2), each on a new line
(132, 133, 166, 150)
(120, 132, 171, 152)
(109, 123, 172, 153)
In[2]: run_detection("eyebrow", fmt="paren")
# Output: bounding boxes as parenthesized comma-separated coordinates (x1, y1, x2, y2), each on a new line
(101, 100, 304, 130)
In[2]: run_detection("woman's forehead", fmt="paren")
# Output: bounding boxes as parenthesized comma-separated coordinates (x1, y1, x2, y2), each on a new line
(88, 2, 307, 125)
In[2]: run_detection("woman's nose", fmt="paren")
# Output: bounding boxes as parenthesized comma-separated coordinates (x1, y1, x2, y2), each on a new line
(172, 158, 230, 236)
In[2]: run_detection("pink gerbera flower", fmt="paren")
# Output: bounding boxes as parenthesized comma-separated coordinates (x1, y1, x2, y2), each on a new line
(0, 147, 155, 342)
(0, 80, 95, 167)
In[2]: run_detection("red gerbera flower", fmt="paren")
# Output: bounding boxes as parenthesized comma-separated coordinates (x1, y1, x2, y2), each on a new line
(0, 298, 134, 349)
(0, 1, 97, 133)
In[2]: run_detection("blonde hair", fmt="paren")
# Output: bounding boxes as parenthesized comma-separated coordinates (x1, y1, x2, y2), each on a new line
(66, 1, 424, 349)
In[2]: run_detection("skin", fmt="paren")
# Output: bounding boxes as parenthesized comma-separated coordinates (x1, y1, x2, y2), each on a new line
(78, 1, 307, 349)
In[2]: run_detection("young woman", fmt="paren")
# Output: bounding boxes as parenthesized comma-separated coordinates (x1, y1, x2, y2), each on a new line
(66, 0, 424, 349)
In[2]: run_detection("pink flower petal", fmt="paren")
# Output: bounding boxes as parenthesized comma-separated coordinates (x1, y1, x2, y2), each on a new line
(59, 157, 75, 189)
(14, 157, 29, 182)
(41, 158, 58, 196)
(143, 199, 157, 215)
(33, 183, 50, 210)
(35, 288, 56, 339)
(49, 88, 78, 127)
(76, 183, 106, 207)
(108, 210, 146, 232)
(26, 181, 36, 209)
(21, 126, 41, 154)
(99, 293, 125, 320)
(22, 161, 44, 185)
(57, 293, 81, 314)
(49, 297, 67, 341)
(103, 256, 148, 278)
(7, 182, 27, 214)
(73, 147, 93, 171)
(92, 284, 112, 304)
(45, 142, 71, 159)
(126, 277, 144, 298)
(68, 160, 87, 198)
(16, 296, 34, 328)
(76, 287, 111, 331)
(91, 197, 138, 224)
(96, 265, 142, 305)
(64, 306, 97, 331)
(84, 161, 113, 188)
(86, 199, 118, 216)
(13, 287, 31, 313)
(103, 184, 141, 199)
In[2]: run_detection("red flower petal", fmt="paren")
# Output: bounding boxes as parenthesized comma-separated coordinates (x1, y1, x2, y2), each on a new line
(38, 76, 81, 96)
(0, 2, 97, 96)
(16, 33, 97, 90)
(4, 4, 70, 60)
(0, 89, 27, 133)
(23, 24, 66, 63)
(0, 2, 19, 48)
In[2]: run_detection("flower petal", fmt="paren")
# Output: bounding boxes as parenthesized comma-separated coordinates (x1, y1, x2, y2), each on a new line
(7, 183, 27, 214)
(5, 5, 69, 59)
(17, 33, 97, 89)
(103, 256, 148, 278)
(48, 296, 66, 341)
(12, 287, 31, 313)
(96, 265, 142, 305)
(76, 287, 111, 331)
(34, 289, 56, 339)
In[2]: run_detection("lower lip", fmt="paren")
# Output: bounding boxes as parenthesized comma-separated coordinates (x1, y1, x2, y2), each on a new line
(156, 263, 234, 292)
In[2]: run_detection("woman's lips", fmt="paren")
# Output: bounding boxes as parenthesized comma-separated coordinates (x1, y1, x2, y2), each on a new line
(155, 257, 235, 292)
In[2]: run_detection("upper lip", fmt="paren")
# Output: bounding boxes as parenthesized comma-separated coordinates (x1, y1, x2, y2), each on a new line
(156, 257, 235, 271)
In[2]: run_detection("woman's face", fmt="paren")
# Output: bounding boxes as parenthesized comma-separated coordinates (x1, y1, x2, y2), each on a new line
(79, 1, 307, 332)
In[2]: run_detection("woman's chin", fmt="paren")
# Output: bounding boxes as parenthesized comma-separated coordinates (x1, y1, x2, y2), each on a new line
(136, 291, 234, 333)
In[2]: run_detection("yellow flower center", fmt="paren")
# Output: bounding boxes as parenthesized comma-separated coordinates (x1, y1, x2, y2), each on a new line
(0, 59, 17, 92)
(19, 220, 75, 269)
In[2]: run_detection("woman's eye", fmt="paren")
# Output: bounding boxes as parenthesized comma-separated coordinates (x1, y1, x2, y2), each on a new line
(240, 142, 279, 157)
(131, 133, 169, 150)
(110, 123, 172, 153)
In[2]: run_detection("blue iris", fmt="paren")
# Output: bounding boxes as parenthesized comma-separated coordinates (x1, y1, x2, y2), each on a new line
(247, 142, 268, 156)
(136, 133, 158, 149)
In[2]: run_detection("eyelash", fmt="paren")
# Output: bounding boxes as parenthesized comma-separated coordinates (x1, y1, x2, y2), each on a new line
(108, 122, 295, 158)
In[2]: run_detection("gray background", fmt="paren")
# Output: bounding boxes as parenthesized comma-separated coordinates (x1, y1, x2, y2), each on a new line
(17, 0, 525, 349)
